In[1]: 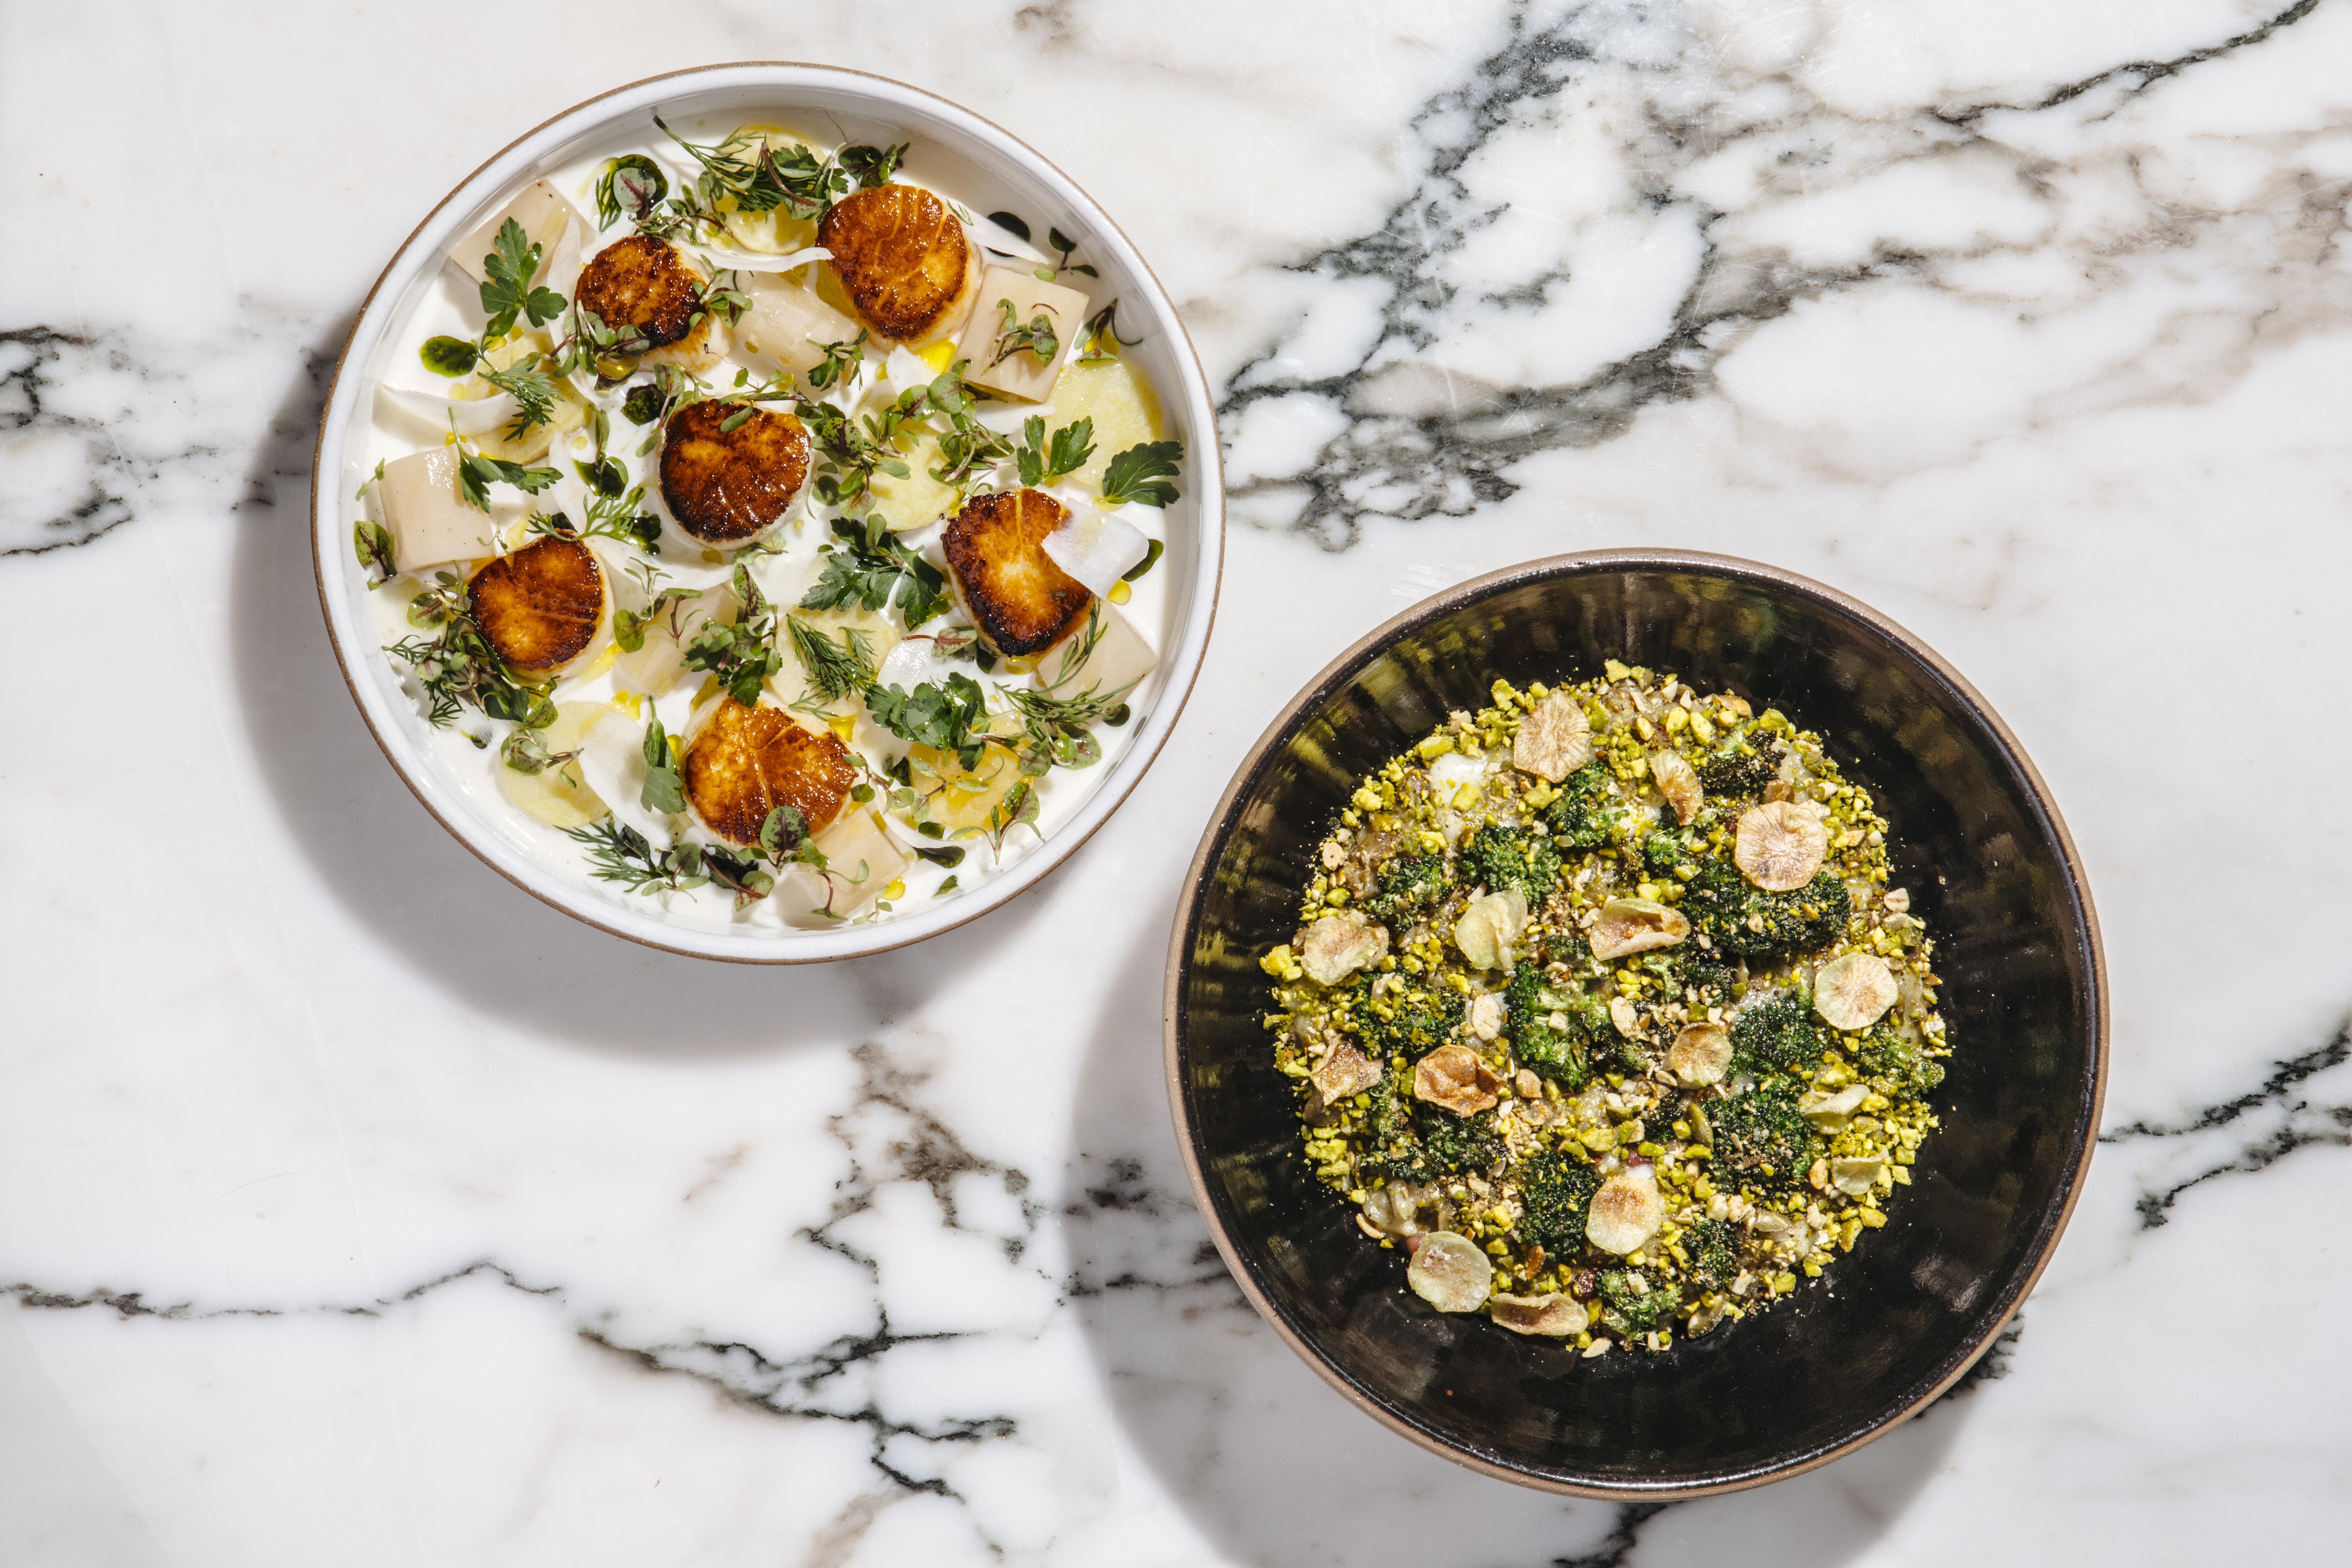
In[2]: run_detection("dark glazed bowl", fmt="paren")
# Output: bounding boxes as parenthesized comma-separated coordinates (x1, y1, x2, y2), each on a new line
(1164, 550, 2106, 1497)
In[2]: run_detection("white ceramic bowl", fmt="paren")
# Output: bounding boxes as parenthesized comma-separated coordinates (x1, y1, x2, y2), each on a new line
(311, 63, 1223, 962)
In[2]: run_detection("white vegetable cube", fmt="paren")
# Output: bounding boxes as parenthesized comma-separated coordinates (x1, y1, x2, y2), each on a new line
(958, 266, 1088, 402)
(737, 276, 865, 384)
(773, 809, 911, 924)
(375, 447, 504, 574)
(1033, 600, 1158, 703)
(449, 180, 582, 286)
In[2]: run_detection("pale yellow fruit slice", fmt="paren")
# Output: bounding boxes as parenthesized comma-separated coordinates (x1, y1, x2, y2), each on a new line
(903, 740, 1026, 832)
(452, 331, 588, 464)
(1050, 356, 1164, 497)
(497, 702, 612, 829)
(864, 429, 962, 534)
(717, 128, 821, 256)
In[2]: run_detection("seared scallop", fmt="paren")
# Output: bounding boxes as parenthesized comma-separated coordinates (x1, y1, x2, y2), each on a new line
(469, 536, 605, 670)
(817, 185, 979, 345)
(682, 697, 858, 845)
(941, 488, 1092, 658)
(659, 400, 812, 545)
(575, 234, 704, 347)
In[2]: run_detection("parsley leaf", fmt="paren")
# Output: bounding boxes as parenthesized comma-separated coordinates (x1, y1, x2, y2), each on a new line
(839, 143, 908, 188)
(1098, 439, 1184, 508)
(798, 517, 950, 627)
(456, 449, 562, 512)
(478, 218, 567, 338)
(1015, 416, 1095, 488)
(863, 674, 987, 769)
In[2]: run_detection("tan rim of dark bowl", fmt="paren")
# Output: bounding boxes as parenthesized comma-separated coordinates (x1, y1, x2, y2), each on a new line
(1163, 548, 2106, 1498)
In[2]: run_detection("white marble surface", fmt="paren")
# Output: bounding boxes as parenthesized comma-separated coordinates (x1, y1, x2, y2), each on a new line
(4, 0, 2349, 1561)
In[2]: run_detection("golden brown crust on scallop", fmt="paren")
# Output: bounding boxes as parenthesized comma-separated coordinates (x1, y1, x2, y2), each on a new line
(469, 537, 604, 670)
(940, 488, 1092, 657)
(817, 186, 976, 344)
(683, 699, 858, 845)
(659, 401, 811, 544)
(575, 235, 703, 348)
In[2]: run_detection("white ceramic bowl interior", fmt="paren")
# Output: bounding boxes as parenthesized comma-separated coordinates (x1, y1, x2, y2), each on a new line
(312, 63, 1223, 962)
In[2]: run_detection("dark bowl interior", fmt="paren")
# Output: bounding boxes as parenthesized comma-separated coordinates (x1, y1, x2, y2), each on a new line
(1169, 553, 2104, 1495)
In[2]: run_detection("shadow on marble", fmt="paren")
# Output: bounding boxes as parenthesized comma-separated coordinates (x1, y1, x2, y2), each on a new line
(1065, 909, 1972, 1567)
(227, 324, 1051, 1059)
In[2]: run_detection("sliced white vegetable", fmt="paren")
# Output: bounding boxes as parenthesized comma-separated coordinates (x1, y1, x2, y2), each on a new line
(574, 710, 673, 849)
(689, 243, 832, 274)
(971, 216, 1050, 262)
(875, 635, 959, 693)
(543, 214, 585, 304)
(376, 382, 520, 436)
(1040, 504, 1149, 598)
(971, 400, 1046, 436)
(1406, 1232, 1493, 1313)
(1586, 1168, 1665, 1255)
(880, 345, 937, 403)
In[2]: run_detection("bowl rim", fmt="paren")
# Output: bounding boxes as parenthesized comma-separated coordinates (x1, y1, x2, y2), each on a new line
(1162, 547, 2108, 1498)
(309, 61, 1225, 964)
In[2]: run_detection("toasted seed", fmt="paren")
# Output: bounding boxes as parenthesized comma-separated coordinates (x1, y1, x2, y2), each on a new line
(817, 185, 979, 344)
(658, 400, 810, 544)
(1814, 951, 1899, 1030)
(1735, 799, 1828, 891)
(941, 489, 1091, 657)
(575, 235, 704, 348)
(681, 698, 858, 845)
(1406, 1231, 1493, 1312)
(469, 536, 604, 670)
(1413, 1044, 1501, 1116)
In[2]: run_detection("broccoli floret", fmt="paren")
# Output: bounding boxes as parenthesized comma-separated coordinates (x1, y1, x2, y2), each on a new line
(1669, 950, 1736, 1004)
(1460, 823, 1562, 902)
(1503, 963, 1607, 1089)
(1854, 1024, 1945, 1098)
(1683, 1217, 1738, 1289)
(1417, 1105, 1506, 1176)
(1728, 987, 1829, 1076)
(1351, 980, 1465, 1059)
(1357, 1053, 1507, 1184)
(1697, 736, 1782, 799)
(1681, 859, 1852, 959)
(1710, 1083, 1819, 1185)
(1599, 1270, 1683, 1333)
(1642, 821, 1696, 877)
(1542, 761, 1623, 849)
(1364, 852, 1449, 921)
(1515, 1149, 1602, 1251)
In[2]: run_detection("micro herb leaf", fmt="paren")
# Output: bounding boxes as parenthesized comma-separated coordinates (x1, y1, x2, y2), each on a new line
(839, 142, 908, 187)
(802, 331, 867, 391)
(786, 616, 878, 703)
(355, 458, 386, 501)
(986, 211, 1032, 243)
(1099, 439, 1184, 508)
(353, 521, 395, 584)
(987, 296, 1061, 369)
(455, 448, 562, 512)
(563, 818, 707, 895)
(421, 336, 479, 376)
(758, 803, 810, 859)
(934, 874, 961, 896)
(640, 711, 686, 814)
(862, 673, 987, 770)
(596, 154, 668, 228)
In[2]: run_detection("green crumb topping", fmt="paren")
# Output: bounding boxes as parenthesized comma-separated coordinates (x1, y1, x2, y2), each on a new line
(1263, 670, 1951, 1356)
